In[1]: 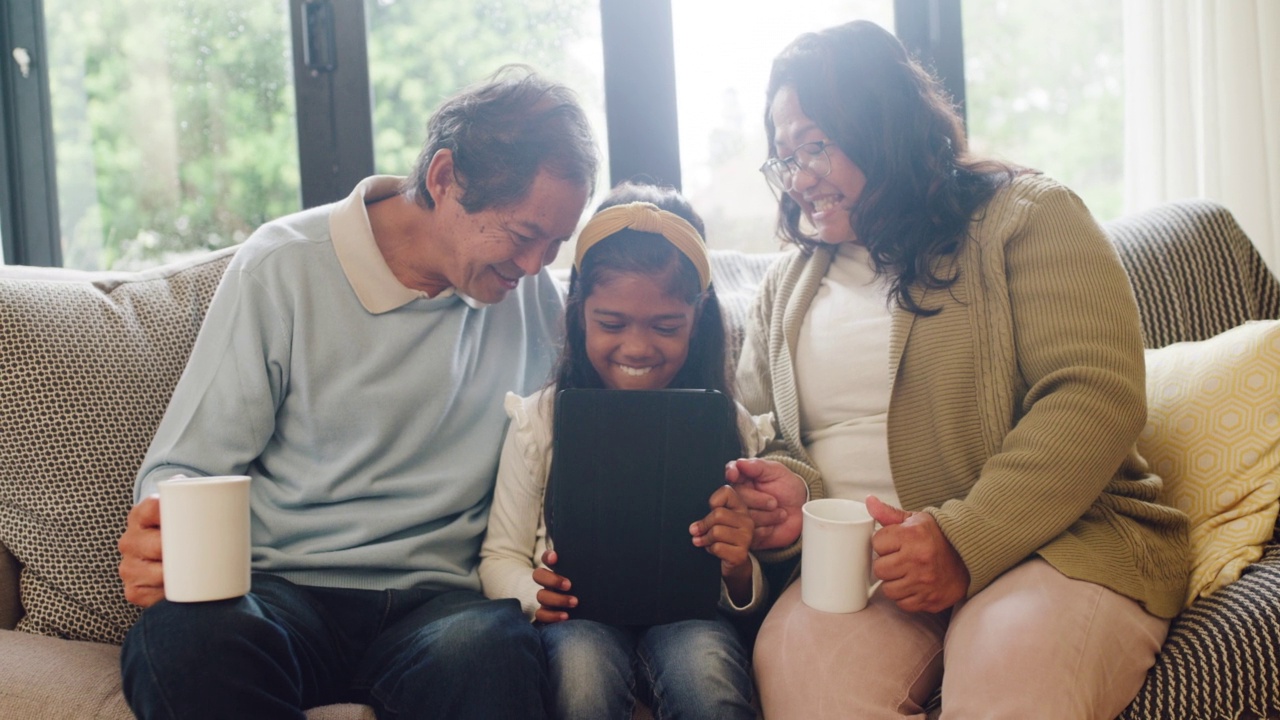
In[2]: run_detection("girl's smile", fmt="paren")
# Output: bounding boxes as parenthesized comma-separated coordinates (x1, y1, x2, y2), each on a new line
(583, 271, 696, 391)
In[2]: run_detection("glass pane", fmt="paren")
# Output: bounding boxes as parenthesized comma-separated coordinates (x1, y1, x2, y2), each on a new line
(364, 0, 608, 210)
(963, 0, 1124, 219)
(46, 0, 300, 270)
(672, 1, 894, 254)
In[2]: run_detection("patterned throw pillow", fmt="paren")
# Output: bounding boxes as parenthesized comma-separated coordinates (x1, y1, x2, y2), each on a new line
(0, 249, 234, 644)
(1139, 319, 1280, 607)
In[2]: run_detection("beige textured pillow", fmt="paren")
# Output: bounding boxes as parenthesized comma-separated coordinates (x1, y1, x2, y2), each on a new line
(1139, 320, 1280, 607)
(0, 248, 234, 643)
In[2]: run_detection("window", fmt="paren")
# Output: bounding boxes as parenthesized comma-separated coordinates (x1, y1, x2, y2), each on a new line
(5, 0, 1054, 269)
(671, 0, 895, 254)
(364, 0, 607, 187)
(363, 0, 608, 271)
(46, 0, 299, 270)
(962, 0, 1124, 219)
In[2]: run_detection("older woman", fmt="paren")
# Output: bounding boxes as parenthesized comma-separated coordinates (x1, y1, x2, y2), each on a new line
(729, 20, 1188, 720)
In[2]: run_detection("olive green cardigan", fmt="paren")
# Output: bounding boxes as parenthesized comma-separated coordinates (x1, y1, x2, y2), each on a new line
(737, 174, 1189, 619)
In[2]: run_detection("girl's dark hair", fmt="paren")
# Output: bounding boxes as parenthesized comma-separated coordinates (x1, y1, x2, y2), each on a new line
(765, 20, 1022, 315)
(551, 181, 742, 455)
(403, 64, 599, 212)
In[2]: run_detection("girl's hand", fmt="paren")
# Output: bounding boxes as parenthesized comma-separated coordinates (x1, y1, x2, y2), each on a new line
(532, 549, 578, 623)
(690, 485, 755, 603)
(725, 458, 807, 549)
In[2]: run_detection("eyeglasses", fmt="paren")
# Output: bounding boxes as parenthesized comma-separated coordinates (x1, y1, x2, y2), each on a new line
(759, 141, 833, 194)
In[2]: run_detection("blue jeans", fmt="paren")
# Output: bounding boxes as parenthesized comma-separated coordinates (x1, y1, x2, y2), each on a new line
(539, 615, 754, 720)
(120, 573, 549, 720)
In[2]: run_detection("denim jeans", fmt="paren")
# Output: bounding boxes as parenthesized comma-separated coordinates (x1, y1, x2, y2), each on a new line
(539, 614, 754, 720)
(120, 573, 549, 720)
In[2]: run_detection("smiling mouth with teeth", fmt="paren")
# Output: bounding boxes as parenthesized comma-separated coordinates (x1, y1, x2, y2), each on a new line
(617, 365, 653, 377)
(812, 197, 840, 213)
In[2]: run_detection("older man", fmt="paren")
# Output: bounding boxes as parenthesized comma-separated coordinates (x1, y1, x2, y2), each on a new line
(116, 67, 598, 720)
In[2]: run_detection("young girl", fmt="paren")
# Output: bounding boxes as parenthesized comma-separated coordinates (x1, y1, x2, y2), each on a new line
(480, 182, 773, 720)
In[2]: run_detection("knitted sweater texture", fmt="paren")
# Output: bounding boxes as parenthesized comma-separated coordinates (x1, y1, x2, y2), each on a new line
(737, 174, 1189, 618)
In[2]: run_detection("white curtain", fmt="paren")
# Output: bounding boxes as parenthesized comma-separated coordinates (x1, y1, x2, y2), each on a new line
(1123, 0, 1280, 273)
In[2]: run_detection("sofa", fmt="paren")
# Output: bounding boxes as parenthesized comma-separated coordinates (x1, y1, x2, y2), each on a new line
(1, 198, 1277, 719)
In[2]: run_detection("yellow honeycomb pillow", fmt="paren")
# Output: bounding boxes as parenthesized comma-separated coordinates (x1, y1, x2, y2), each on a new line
(1139, 319, 1280, 608)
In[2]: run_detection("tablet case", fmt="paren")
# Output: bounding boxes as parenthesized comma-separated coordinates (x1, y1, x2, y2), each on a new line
(546, 388, 739, 626)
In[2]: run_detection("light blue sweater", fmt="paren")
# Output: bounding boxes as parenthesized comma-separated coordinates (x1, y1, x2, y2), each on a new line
(136, 177, 565, 593)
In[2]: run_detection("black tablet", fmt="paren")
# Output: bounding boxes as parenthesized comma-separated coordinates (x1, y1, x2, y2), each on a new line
(545, 388, 740, 627)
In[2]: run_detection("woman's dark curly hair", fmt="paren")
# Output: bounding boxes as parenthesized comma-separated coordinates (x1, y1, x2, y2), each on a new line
(765, 20, 1021, 315)
(551, 181, 741, 455)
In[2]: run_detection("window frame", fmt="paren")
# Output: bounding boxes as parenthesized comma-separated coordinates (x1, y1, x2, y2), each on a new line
(1, 0, 60, 266)
(291, 0, 375, 209)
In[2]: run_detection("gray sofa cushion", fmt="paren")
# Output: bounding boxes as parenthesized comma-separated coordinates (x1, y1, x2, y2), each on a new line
(0, 248, 235, 644)
(0, 630, 133, 718)
(708, 248, 783, 363)
(0, 628, 377, 720)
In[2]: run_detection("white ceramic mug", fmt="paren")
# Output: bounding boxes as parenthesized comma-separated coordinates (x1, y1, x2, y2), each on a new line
(158, 475, 251, 602)
(800, 498, 883, 613)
